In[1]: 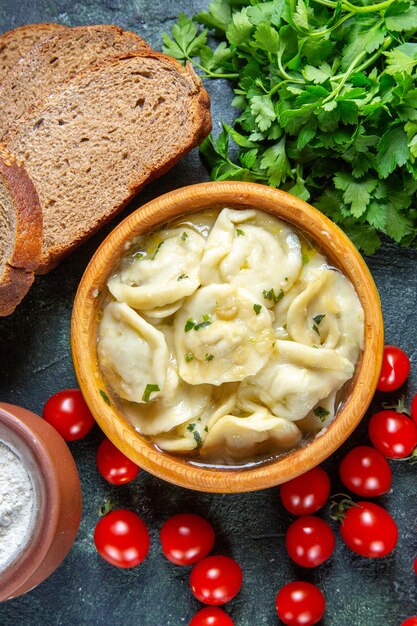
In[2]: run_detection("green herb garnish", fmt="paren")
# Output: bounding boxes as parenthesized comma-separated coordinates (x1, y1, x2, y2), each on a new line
(236, 228, 245, 236)
(181, 231, 188, 241)
(205, 353, 214, 361)
(187, 423, 196, 432)
(99, 389, 111, 405)
(185, 318, 196, 332)
(194, 314, 212, 330)
(262, 288, 284, 304)
(313, 406, 330, 422)
(142, 384, 160, 402)
(185, 352, 194, 362)
(132, 251, 144, 260)
(177, 273, 189, 281)
(253, 303, 262, 315)
(193, 431, 203, 449)
(313, 314, 326, 335)
(150, 241, 164, 260)
(163, 4, 417, 254)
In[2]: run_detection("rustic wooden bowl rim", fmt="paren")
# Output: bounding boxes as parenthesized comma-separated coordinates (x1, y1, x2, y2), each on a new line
(71, 181, 384, 493)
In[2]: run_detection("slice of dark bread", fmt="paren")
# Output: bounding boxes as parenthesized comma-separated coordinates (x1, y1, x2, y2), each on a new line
(0, 23, 68, 83)
(3, 52, 211, 273)
(0, 144, 43, 315)
(0, 24, 151, 139)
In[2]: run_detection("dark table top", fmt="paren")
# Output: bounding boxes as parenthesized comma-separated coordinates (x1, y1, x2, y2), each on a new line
(0, 2, 417, 625)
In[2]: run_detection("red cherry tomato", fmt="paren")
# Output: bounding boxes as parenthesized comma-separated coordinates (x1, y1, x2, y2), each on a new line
(280, 467, 330, 516)
(276, 581, 325, 626)
(368, 410, 417, 459)
(401, 619, 417, 626)
(339, 446, 392, 497)
(285, 516, 335, 568)
(190, 556, 242, 605)
(43, 388, 95, 440)
(189, 607, 234, 626)
(411, 394, 417, 426)
(96, 438, 139, 485)
(94, 509, 150, 568)
(377, 345, 410, 392)
(160, 513, 215, 566)
(339, 501, 398, 558)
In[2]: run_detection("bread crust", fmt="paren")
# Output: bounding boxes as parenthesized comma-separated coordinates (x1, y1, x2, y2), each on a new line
(4, 51, 211, 274)
(0, 144, 43, 315)
(0, 23, 68, 82)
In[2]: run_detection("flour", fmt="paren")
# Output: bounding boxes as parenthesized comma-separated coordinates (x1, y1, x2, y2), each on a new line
(0, 441, 35, 570)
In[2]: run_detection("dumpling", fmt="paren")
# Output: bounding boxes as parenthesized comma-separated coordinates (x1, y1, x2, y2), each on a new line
(152, 385, 238, 453)
(285, 268, 364, 363)
(174, 284, 275, 385)
(122, 325, 213, 436)
(97, 302, 168, 403)
(107, 227, 205, 313)
(200, 405, 302, 463)
(200, 208, 302, 307)
(238, 340, 354, 422)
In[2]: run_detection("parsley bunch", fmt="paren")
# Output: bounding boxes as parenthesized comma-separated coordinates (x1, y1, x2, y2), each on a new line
(163, 0, 417, 253)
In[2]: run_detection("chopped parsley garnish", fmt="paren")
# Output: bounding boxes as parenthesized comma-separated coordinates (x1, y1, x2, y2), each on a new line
(301, 254, 310, 267)
(142, 383, 160, 402)
(181, 231, 188, 241)
(205, 353, 214, 361)
(262, 288, 284, 304)
(193, 431, 203, 449)
(236, 228, 245, 237)
(185, 352, 194, 362)
(313, 314, 326, 335)
(253, 303, 262, 316)
(150, 241, 164, 260)
(284, 277, 288, 282)
(313, 406, 330, 422)
(204, 426, 208, 433)
(177, 273, 189, 281)
(185, 314, 212, 332)
(99, 389, 111, 405)
(187, 423, 195, 432)
(283, 323, 287, 331)
(132, 251, 144, 260)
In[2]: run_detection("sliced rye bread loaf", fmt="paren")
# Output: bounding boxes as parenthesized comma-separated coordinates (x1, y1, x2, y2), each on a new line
(0, 23, 68, 83)
(0, 24, 151, 138)
(0, 144, 43, 316)
(3, 51, 211, 273)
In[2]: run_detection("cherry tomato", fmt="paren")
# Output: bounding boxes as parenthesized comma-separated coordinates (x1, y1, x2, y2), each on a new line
(190, 555, 242, 605)
(189, 607, 234, 626)
(94, 509, 150, 568)
(339, 446, 392, 497)
(285, 516, 335, 568)
(160, 513, 215, 566)
(368, 410, 417, 459)
(411, 394, 417, 426)
(377, 345, 410, 392)
(280, 467, 330, 516)
(401, 619, 417, 626)
(275, 581, 325, 626)
(339, 501, 398, 558)
(96, 438, 139, 485)
(43, 388, 95, 440)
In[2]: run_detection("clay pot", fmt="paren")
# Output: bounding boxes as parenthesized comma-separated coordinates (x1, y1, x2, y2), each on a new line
(0, 403, 82, 602)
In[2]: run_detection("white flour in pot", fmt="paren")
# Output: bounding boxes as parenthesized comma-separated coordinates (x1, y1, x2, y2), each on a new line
(0, 441, 35, 570)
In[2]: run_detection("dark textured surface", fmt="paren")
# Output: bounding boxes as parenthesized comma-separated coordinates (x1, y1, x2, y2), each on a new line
(0, 2, 417, 625)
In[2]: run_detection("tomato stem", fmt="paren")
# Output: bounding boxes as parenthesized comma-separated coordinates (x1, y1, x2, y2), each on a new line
(381, 395, 410, 416)
(98, 497, 116, 517)
(329, 494, 357, 522)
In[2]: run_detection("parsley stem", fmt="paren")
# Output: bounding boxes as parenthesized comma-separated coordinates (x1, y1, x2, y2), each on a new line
(341, 0, 396, 13)
(183, 56, 239, 80)
(323, 49, 367, 104)
(308, 12, 353, 38)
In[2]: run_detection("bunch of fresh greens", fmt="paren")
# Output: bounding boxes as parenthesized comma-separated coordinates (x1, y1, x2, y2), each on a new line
(163, 0, 417, 253)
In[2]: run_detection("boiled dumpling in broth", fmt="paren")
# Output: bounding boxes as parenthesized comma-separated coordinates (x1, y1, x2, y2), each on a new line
(200, 208, 302, 307)
(97, 302, 168, 403)
(174, 283, 275, 385)
(201, 405, 302, 463)
(108, 227, 205, 314)
(238, 340, 354, 422)
(285, 268, 364, 364)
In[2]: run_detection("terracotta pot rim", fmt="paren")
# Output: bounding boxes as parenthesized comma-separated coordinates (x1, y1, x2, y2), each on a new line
(71, 181, 384, 493)
(0, 404, 61, 601)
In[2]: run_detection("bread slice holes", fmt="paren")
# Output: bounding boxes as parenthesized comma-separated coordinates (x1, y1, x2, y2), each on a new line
(153, 96, 165, 109)
(131, 71, 151, 78)
(33, 118, 44, 130)
(135, 97, 145, 109)
(49, 56, 59, 65)
(58, 119, 65, 126)
(80, 137, 90, 143)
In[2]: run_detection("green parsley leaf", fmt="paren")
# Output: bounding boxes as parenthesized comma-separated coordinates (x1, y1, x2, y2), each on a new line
(262, 288, 284, 304)
(187, 423, 196, 432)
(181, 231, 188, 240)
(253, 303, 262, 315)
(185, 352, 194, 362)
(193, 431, 203, 449)
(313, 314, 325, 325)
(236, 228, 245, 236)
(142, 384, 160, 403)
(313, 406, 330, 422)
(150, 241, 164, 260)
(99, 389, 111, 405)
(205, 353, 214, 361)
(177, 273, 189, 280)
(184, 318, 196, 332)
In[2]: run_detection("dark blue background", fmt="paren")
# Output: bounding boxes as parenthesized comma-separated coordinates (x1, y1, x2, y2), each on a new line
(0, 2, 416, 625)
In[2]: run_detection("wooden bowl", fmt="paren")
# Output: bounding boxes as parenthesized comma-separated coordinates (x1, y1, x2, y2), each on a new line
(71, 181, 383, 493)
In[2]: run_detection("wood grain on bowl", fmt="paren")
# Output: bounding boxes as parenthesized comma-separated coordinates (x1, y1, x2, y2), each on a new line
(71, 181, 384, 493)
